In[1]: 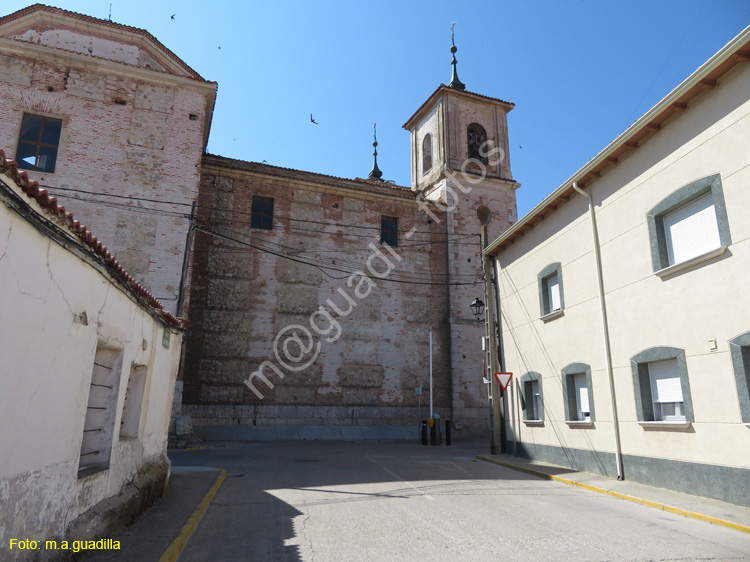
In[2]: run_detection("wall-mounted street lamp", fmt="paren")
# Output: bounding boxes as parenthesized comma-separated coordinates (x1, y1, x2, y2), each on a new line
(470, 298, 485, 323)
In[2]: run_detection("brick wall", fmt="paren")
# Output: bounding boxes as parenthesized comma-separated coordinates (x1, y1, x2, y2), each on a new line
(182, 157, 467, 427)
(0, 41, 211, 315)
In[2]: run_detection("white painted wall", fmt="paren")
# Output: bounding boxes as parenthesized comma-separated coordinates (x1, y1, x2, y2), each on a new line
(0, 170, 183, 547)
(492, 61, 750, 470)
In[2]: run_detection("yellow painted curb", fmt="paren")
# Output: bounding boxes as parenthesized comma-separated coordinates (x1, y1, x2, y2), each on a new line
(159, 469, 227, 562)
(477, 456, 750, 535)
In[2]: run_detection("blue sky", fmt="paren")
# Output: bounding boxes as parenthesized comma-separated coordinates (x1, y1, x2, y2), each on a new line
(4, 1, 749, 217)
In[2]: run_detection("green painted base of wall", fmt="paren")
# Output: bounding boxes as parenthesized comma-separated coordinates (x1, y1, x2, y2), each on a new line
(508, 440, 750, 508)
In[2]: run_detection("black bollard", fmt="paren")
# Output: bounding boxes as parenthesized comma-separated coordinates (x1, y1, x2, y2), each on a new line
(421, 420, 428, 445)
(445, 420, 451, 446)
(430, 419, 437, 446)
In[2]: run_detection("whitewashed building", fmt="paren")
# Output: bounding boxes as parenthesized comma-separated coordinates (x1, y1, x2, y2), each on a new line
(0, 150, 185, 557)
(485, 26, 750, 506)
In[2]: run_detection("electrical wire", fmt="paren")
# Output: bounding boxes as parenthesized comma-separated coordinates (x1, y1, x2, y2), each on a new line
(42, 183, 473, 237)
(193, 226, 481, 286)
(198, 220, 482, 279)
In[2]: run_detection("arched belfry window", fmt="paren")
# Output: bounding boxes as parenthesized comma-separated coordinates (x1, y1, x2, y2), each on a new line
(467, 123, 488, 164)
(422, 134, 433, 174)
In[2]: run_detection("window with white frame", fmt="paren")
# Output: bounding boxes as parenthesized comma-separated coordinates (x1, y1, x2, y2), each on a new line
(647, 174, 731, 272)
(648, 359, 685, 421)
(537, 262, 564, 318)
(630, 347, 694, 423)
(663, 192, 721, 266)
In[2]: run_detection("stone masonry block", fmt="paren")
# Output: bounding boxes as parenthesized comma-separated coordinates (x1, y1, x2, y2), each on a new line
(199, 386, 244, 404)
(202, 310, 254, 333)
(339, 365, 384, 387)
(0, 54, 32, 86)
(293, 189, 321, 204)
(122, 147, 164, 186)
(134, 82, 174, 113)
(207, 249, 254, 278)
(207, 279, 254, 309)
(198, 359, 247, 384)
(277, 284, 318, 315)
(274, 387, 315, 404)
(202, 333, 249, 357)
(65, 68, 107, 101)
(342, 388, 380, 405)
(276, 260, 322, 286)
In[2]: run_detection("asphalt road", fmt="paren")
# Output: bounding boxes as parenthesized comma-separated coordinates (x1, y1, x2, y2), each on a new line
(170, 442, 749, 562)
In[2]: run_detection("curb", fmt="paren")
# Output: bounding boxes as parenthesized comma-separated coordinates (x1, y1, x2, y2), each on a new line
(477, 455, 750, 535)
(158, 469, 227, 562)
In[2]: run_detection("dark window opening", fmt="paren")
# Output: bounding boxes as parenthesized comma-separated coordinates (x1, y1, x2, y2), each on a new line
(381, 216, 398, 247)
(251, 196, 274, 230)
(422, 134, 433, 174)
(467, 123, 488, 165)
(16, 114, 63, 173)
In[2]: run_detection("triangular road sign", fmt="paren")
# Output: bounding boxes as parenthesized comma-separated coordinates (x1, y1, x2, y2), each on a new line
(494, 372, 513, 390)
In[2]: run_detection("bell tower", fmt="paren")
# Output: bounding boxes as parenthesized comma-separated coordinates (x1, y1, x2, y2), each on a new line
(403, 28, 520, 429)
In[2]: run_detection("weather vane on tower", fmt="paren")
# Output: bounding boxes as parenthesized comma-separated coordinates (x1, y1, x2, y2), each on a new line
(448, 22, 466, 91)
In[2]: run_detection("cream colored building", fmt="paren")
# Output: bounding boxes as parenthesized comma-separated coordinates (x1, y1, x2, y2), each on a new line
(485, 26, 750, 506)
(0, 152, 185, 557)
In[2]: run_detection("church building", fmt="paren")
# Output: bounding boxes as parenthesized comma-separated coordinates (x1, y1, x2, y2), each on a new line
(181, 48, 519, 435)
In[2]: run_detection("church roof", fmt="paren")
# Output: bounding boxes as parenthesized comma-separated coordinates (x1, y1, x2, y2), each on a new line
(202, 154, 415, 199)
(403, 84, 515, 130)
(0, 4, 210, 82)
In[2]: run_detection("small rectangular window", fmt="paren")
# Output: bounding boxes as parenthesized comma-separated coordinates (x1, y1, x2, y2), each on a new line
(251, 196, 274, 230)
(16, 114, 62, 173)
(648, 359, 685, 421)
(381, 216, 398, 247)
(663, 192, 721, 266)
(524, 379, 541, 420)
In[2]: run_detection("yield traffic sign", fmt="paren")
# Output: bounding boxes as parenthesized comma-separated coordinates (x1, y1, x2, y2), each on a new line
(493, 372, 513, 390)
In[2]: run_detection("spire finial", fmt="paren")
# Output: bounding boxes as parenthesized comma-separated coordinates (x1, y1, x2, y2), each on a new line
(368, 123, 383, 181)
(448, 22, 465, 91)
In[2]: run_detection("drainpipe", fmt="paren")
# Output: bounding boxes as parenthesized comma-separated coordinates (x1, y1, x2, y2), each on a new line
(572, 182, 624, 481)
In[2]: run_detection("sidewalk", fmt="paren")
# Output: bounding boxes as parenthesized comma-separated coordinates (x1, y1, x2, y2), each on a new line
(85, 466, 225, 562)
(478, 453, 750, 534)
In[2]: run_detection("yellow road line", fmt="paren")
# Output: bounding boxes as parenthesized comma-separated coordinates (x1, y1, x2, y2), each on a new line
(477, 456, 750, 534)
(159, 470, 227, 562)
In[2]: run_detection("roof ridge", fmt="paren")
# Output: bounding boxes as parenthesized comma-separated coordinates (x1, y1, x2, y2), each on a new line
(203, 153, 413, 193)
(0, 3, 207, 82)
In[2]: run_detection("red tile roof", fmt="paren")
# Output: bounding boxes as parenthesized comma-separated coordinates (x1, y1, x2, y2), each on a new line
(0, 149, 186, 329)
(403, 84, 515, 130)
(203, 154, 415, 198)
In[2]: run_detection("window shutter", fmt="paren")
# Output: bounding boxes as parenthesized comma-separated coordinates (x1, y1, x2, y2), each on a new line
(663, 192, 721, 265)
(648, 359, 683, 403)
(531, 380, 540, 419)
(574, 373, 589, 413)
(547, 274, 560, 311)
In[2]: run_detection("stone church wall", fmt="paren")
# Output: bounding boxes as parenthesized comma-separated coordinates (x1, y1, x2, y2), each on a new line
(182, 156, 467, 428)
